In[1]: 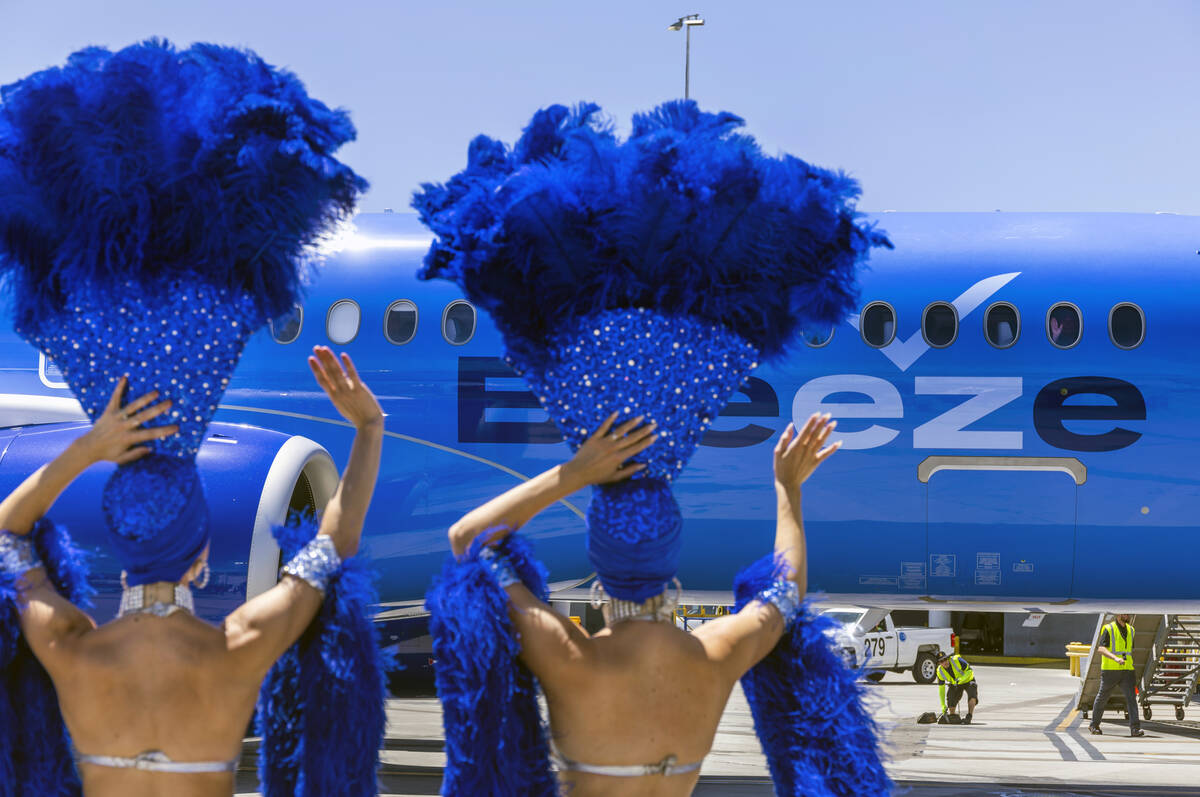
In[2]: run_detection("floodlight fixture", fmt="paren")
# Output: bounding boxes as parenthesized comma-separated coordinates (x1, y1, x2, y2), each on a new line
(667, 14, 705, 99)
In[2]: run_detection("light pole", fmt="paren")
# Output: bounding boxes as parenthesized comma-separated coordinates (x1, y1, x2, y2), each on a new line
(667, 14, 705, 99)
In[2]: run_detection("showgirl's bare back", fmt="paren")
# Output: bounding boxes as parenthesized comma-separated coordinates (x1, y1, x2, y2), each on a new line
(24, 563, 326, 797)
(46, 612, 256, 797)
(509, 584, 783, 797)
(541, 621, 735, 797)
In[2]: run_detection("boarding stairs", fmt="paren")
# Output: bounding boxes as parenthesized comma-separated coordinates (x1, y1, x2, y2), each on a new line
(1076, 613, 1162, 721)
(1138, 614, 1200, 721)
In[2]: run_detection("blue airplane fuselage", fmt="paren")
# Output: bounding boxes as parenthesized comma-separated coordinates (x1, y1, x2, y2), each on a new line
(1, 211, 1196, 620)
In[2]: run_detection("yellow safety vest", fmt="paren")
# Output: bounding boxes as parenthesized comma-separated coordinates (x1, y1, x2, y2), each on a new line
(1100, 620, 1134, 671)
(937, 655, 974, 685)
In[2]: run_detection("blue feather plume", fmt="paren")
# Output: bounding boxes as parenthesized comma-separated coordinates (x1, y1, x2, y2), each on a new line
(734, 554, 891, 796)
(425, 533, 557, 796)
(0, 518, 93, 796)
(256, 514, 391, 797)
(413, 100, 889, 365)
(0, 38, 366, 333)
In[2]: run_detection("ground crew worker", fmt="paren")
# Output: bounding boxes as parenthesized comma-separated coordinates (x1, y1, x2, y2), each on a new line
(936, 649, 978, 724)
(1089, 613, 1145, 737)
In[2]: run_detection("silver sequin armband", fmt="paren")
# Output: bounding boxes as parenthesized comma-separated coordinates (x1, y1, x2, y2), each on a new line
(281, 535, 343, 595)
(479, 547, 520, 588)
(757, 579, 801, 630)
(0, 530, 42, 578)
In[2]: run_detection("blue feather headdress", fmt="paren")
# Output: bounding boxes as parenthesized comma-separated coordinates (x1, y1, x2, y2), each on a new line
(0, 39, 366, 582)
(414, 100, 889, 601)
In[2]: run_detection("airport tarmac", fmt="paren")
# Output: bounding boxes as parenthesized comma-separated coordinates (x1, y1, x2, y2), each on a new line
(234, 664, 1200, 796)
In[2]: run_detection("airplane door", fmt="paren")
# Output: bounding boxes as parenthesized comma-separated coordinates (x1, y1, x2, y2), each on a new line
(922, 458, 1083, 599)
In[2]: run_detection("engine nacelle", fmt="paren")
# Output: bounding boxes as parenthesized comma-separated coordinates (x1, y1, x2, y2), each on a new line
(0, 420, 337, 621)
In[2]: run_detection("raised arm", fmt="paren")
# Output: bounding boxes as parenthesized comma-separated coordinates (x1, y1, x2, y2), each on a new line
(458, 414, 656, 678)
(0, 377, 176, 535)
(448, 412, 656, 556)
(696, 413, 840, 679)
(770, 413, 839, 594)
(2, 378, 176, 664)
(306, 347, 385, 559)
(224, 347, 383, 676)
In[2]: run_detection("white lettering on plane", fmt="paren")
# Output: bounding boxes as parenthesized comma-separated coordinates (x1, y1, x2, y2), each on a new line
(791, 375, 901, 450)
(913, 377, 1023, 449)
(792, 375, 1024, 451)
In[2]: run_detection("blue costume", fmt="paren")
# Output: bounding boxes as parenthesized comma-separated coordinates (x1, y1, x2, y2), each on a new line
(0, 40, 387, 795)
(417, 101, 893, 796)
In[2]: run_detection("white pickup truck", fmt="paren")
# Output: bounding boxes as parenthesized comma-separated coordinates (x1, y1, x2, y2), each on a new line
(821, 607, 955, 684)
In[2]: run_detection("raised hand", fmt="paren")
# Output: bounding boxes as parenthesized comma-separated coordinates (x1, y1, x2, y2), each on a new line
(773, 413, 840, 491)
(562, 412, 657, 486)
(78, 376, 178, 465)
(307, 346, 384, 430)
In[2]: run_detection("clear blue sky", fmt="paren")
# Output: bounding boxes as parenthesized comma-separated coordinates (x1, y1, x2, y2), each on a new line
(3, 1, 1197, 214)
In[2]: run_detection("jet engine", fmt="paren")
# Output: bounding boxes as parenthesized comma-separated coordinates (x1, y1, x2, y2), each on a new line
(0, 420, 337, 621)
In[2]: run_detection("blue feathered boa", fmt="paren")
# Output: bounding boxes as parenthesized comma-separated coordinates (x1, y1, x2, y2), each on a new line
(734, 554, 891, 796)
(425, 533, 557, 796)
(0, 518, 94, 797)
(255, 514, 392, 797)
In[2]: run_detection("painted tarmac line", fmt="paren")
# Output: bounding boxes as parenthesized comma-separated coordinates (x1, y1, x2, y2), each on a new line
(1054, 731, 1091, 761)
(1056, 707, 1080, 731)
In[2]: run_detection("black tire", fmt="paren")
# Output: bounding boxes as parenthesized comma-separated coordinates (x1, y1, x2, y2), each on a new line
(1143, 707, 1152, 721)
(866, 671, 886, 683)
(913, 652, 938, 684)
(1082, 709, 1089, 720)
(1176, 707, 1185, 721)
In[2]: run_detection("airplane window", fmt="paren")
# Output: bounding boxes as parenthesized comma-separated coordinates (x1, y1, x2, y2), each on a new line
(384, 300, 418, 345)
(921, 302, 957, 348)
(984, 302, 1019, 349)
(801, 325, 834, 348)
(325, 299, 361, 345)
(860, 302, 896, 348)
(1046, 302, 1082, 349)
(1109, 303, 1144, 349)
(442, 300, 476, 345)
(268, 304, 303, 345)
(39, 353, 68, 388)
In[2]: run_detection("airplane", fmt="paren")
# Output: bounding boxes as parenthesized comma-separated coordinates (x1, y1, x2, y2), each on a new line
(2, 210, 1198, 658)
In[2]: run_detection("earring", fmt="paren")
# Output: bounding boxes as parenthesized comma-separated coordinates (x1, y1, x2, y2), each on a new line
(194, 561, 211, 590)
(120, 570, 128, 590)
(589, 579, 607, 609)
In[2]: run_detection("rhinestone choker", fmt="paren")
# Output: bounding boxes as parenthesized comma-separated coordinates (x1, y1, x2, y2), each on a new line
(118, 583, 194, 618)
(591, 579, 681, 626)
